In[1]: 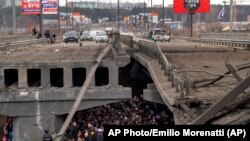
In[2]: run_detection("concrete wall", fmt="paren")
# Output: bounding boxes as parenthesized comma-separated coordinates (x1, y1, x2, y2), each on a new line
(143, 84, 164, 104)
(0, 88, 131, 116)
(13, 115, 64, 141)
(0, 56, 130, 89)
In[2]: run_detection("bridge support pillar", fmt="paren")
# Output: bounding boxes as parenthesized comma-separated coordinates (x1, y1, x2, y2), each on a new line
(247, 44, 250, 50)
(109, 63, 118, 86)
(64, 67, 72, 88)
(13, 115, 64, 141)
(41, 68, 50, 87)
(0, 68, 4, 89)
(18, 67, 27, 88)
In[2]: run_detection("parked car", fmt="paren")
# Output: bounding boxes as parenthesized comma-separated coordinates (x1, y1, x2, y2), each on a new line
(63, 31, 79, 43)
(95, 31, 109, 43)
(80, 31, 91, 41)
(89, 30, 104, 41)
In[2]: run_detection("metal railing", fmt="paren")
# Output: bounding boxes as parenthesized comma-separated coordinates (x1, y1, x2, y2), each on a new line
(173, 33, 250, 49)
(201, 33, 250, 42)
(138, 40, 189, 97)
(0, 35, 34, 42)
(0, 36, 63, 52)
(120, 35, 189, 96)
(0, 38, 46, 51)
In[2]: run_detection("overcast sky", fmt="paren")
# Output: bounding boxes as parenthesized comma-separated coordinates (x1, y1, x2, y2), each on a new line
(60, 0, 250, 6)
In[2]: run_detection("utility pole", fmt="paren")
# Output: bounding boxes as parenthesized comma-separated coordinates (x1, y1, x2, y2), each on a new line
(58, 0, 60, 33)
(138, 0, 141, 31)
(190, 13, 193, 37)
(11, 0, 16, 34)
(162, 0, 165, 30)
(66, 0, 69, 31)
(147, 0, 150, 31)
(151, 0, 152, 28)
(0, 6, 6, 31)
(39, 0, 43, 33)
(70, 1, 74, 30)
(186, 1, 193, 37)
(144, 0, 146, 28)
(118, 0, 120, 30)
(233, 0, 237, 23)
(239, 0, 243, 28)
(230, 0, 233, 31)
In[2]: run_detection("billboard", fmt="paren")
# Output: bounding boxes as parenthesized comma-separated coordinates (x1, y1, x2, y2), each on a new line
(174, 0, 210, 14)
(71, 12, 81, 24)
(42, 0, 58, 14)
(22, 0, 41, 15)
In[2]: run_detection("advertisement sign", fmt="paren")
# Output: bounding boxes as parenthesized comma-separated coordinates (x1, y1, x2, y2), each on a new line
(174, 0, 210, 14)
(22, 0, 41, 15)
(71, 12, 81, 23)
(42, 0, 58, 14)
(184, 0, 200, 11)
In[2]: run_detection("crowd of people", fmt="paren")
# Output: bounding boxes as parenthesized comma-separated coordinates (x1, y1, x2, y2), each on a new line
(63, 96, 173, 141)
(2, 117, 13, 141)
(32, 27, 56, 43)
(2, 96, 174, 141)
(1, 97, 173, 141)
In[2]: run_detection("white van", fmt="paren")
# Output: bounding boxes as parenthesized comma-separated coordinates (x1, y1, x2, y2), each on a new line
(89, 30, 104, 41)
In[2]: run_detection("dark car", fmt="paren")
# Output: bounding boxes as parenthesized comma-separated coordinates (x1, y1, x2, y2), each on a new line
(63, 31, 79, 43)
(80, 31, 90, 41)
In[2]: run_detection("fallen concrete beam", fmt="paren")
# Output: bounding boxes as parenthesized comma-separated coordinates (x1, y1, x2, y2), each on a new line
(192, 75, 250, 125)
(226, 63, 241, 81)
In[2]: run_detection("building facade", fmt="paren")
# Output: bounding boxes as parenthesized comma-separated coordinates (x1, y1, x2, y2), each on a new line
(0, 0, 21, 8)
(68, 1, 147, 10)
